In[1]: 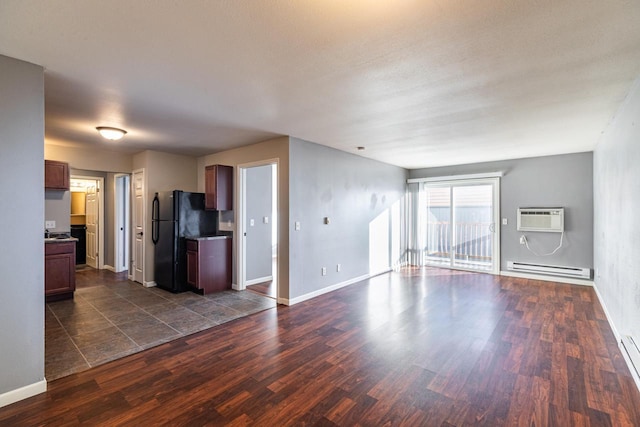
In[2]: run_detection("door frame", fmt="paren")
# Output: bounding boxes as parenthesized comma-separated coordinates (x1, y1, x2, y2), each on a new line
(423, 177, 501, 275)
(237, 159, 279, 301)
(114, 174, 130, 273)
(70, 175, 105, 270)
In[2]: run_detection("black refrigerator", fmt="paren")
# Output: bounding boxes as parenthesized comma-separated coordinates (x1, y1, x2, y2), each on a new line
(152, 190, 218, 293)
(70, 225, 87, 265)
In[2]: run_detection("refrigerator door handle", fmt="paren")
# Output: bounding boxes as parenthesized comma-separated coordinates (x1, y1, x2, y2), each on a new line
(152, 193, 160, 245)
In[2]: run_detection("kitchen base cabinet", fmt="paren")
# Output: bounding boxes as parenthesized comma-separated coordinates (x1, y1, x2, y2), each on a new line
(186, 237, 231, 295)
(45, 241, 76, 302)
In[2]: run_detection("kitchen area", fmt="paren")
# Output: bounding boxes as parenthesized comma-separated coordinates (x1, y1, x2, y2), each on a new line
(44, 159, 275, 380)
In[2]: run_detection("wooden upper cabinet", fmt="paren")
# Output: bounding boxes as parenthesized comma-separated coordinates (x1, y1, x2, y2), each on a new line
(205, 164, 233, 210)
(45, 160, 70, 190)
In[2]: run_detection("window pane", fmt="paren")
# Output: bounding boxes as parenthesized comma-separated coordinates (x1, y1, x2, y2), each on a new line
(425, 186, 451, 265)
(452, 185, 493, 271)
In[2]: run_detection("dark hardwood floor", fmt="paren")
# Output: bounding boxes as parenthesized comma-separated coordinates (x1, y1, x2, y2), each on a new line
(247, 258, 277, 299)
(2, 268, 639, 425)
(247, 280, 276, 299)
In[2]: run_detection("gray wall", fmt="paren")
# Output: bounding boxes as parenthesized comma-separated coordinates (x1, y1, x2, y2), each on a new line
(594, 78, 640, 344)
(44, 190, 70, 233)
(245, 165, 273, 282)
(0, 56, 45, 396)
(410, 152, 594, 272)
(289, 138, 408, 299)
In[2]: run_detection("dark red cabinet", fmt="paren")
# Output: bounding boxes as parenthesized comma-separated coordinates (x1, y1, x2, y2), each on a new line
(45, 241, 76, 301)
(186, 237, 232, 295)
(205, 164, 233, 210)
(45, 160, 70, 190)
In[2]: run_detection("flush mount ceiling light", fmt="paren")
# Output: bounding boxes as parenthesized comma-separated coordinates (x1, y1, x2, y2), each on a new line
(96, 126, 127, 141)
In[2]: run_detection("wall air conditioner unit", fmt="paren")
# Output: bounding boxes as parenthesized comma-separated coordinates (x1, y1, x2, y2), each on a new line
(517, 208, 564, 232)
(507, 261, 591, 279)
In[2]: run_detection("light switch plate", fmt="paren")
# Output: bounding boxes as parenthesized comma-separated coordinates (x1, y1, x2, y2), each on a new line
(45, 220, 56, 229)
(263, 216, 269, 224)
(502, 218, 508, 225)
(295, 221, 301, 231)
(250, 219, 255, 226)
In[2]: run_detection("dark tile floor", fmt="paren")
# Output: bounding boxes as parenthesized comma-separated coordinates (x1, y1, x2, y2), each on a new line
(45, 269, 277, 381)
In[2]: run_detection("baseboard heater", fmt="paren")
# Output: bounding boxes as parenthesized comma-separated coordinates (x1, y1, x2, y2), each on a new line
(507, 261, 591, 279)
(622, 336, 640, 379)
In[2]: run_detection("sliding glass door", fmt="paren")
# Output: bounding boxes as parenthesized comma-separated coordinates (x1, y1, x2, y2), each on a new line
(424, 178, 499, 273)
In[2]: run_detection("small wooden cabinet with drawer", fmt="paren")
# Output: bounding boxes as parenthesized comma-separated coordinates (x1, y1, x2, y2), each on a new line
(186, 237, 232, 295)
(45, 241, 76, 301)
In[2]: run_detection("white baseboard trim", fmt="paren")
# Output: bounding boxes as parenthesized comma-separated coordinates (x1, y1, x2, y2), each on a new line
(143, 281, 157, 288)
(232, 283, 240, 291)
(245, 276, 273, 286)
(592, 283, 620, 341)
(0, 379, 47, 408)
(103, 264, 116, 272)
(592, 282, 640, 392)
(280, 274, 370, 306)
(500, 270, 594, 286)
(277, 296, 289, 305)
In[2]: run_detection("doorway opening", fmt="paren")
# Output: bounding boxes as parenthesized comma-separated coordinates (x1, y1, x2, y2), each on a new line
(114, 174, 130, 273)
(70, 176, 105, 270)
(238, 161, 278, 300)
(423, 178, 500, 274)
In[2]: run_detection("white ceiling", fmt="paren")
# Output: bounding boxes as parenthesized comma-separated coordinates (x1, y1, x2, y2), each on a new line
(1, 1, 639, 169)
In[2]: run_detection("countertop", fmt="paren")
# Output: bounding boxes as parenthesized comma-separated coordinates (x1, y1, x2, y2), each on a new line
(185, 235, 232, 241)
(45, 237, 79, 243)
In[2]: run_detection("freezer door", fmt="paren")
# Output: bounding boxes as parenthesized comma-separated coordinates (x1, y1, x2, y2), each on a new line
(157, 191, 177, 221)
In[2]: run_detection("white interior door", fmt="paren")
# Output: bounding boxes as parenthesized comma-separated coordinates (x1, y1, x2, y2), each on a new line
(132, 170, 145, 283)
(85, 184, 98, 269)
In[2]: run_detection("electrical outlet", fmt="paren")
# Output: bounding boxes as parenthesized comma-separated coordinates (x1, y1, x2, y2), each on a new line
(321, 267, 327, 276)
(519, 235, 526, 245)
(45, 220, 56, 229)
(295, 221, 301, 231)
(336, 264, 341, 272)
